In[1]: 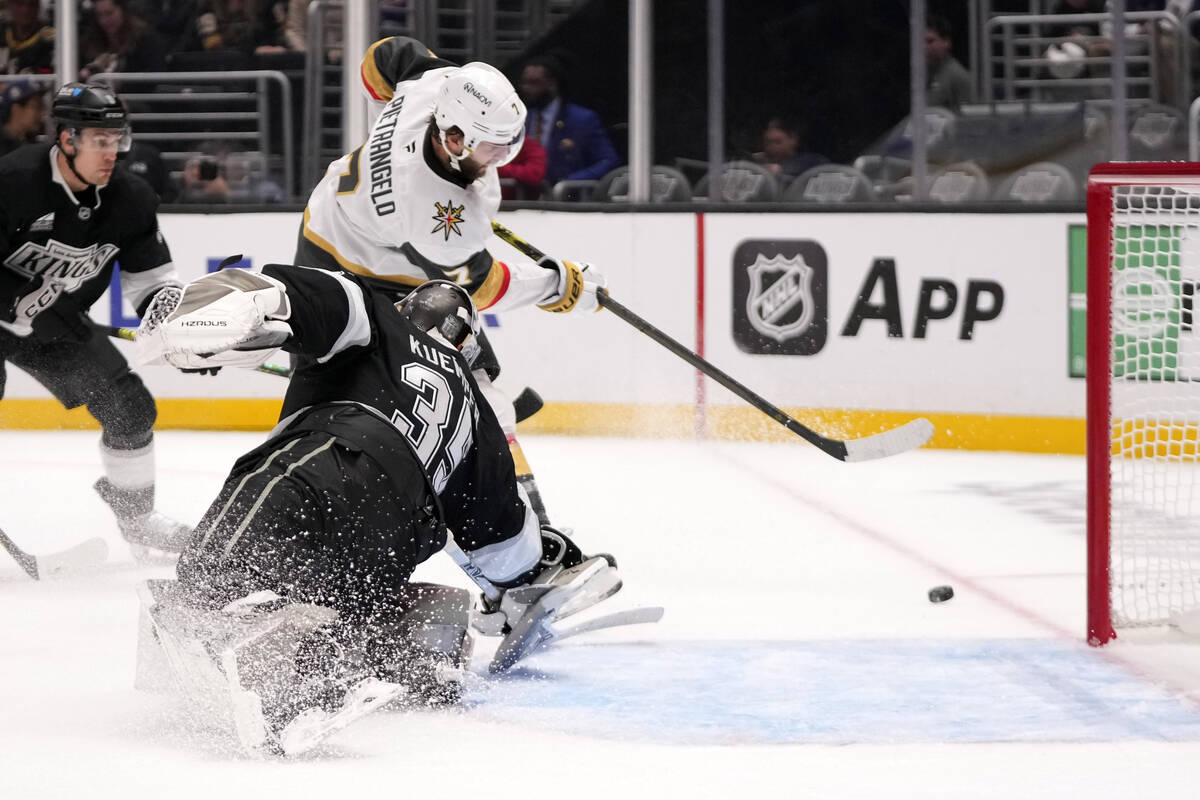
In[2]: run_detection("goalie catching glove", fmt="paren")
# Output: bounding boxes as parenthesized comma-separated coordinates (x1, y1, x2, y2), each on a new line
(536, 256, 607, 313)
(135, 269, 293, 371)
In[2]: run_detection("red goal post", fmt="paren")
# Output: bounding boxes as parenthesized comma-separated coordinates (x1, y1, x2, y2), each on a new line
(1087, 161, 1200, 645)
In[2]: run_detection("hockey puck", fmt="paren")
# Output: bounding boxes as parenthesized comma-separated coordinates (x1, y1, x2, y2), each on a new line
(928, 585, 954, 603)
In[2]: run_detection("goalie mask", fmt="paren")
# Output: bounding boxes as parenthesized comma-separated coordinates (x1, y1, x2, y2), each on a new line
(395, 281, 480, 354)
(434, 63, 526, 171)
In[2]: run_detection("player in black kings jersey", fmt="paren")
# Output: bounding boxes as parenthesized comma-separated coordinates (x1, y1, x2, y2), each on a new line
(0, 83, 189, 556)
(138, 268, 623, 741)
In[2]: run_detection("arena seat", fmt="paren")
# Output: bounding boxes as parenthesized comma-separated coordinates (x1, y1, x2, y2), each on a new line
(694, 160, 780, 202)
(784, 164, 877, 203)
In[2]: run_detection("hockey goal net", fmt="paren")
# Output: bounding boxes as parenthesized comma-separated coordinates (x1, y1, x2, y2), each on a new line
(1088, 162, 1200, 645)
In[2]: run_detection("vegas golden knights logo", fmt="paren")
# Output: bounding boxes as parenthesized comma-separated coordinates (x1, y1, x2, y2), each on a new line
(431, 200, 466, 241)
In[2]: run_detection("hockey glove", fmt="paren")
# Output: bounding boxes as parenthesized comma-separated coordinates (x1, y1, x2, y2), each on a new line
(136, 271, 292, 371)
(536, 257, 607, 313)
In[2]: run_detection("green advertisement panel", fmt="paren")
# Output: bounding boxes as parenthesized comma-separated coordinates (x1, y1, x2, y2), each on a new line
(1068, 222, 1194, 381)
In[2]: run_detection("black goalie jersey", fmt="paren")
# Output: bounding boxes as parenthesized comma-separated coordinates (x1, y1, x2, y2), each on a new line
(0, 143, 175, 339)
(263, 263, 532, 560)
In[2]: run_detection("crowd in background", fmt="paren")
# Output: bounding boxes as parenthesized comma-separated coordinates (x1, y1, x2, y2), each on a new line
(4, 1, 1200, 205)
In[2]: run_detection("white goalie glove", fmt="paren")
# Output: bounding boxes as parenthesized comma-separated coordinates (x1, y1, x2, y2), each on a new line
(536, 257, 607, 313)
(135, 269, 293, 371)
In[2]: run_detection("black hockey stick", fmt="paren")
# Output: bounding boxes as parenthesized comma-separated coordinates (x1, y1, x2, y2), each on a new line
(0, 526, 109, 579)
(103, 325, 547, 423)
(490, 221, 934, 462)
(102, 325, 294, 379)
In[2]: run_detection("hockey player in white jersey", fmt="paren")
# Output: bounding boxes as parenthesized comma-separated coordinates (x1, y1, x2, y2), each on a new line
(293, 37, 613, 638)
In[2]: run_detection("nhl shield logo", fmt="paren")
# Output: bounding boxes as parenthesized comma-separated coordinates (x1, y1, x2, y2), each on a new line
(745, 253, 815, 342)
(732, 240, 828, 356)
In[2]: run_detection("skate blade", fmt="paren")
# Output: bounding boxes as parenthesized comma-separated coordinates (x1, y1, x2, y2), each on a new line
(555, 568, 622, 620)
(277, 679, 407, 756)
(489, 562, 617, 673)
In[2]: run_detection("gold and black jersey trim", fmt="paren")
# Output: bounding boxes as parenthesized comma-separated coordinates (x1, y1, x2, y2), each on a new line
(361, 36, 459, 103)
(300, 207, 422, 289)
(471, 258, 511, 310)
(337, 146, 364, 196)
(360, 39, 395, 102)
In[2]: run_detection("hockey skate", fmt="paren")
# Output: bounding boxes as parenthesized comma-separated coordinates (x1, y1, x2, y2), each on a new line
(467, 527, 621, 673)
(94, 478, 191, 562)
(488, 554, 625, 673)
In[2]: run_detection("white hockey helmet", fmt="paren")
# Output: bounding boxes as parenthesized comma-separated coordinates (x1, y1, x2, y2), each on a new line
(434, 62, 526, 170)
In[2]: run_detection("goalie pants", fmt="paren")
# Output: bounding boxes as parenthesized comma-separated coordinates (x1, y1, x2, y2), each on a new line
(0, 323, 156, 450)
(176, 424, 445, 625)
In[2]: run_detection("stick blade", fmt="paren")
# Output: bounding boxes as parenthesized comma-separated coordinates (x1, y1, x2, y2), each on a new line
(841, 418, 935, 463)
(36, 537, 109, 577)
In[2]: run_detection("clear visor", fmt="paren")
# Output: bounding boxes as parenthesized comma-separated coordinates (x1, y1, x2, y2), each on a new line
(465, 138, 519, 167)
(73, 127, 132, 153)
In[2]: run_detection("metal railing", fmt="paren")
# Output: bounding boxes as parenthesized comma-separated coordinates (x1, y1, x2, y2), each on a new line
(984, 11, 1187, 109)
(93, 71, 295, 201)
(1189, 95, 1200, 161)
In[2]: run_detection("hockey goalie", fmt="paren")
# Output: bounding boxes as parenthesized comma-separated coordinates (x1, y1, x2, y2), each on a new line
(134, 267, 624, 755)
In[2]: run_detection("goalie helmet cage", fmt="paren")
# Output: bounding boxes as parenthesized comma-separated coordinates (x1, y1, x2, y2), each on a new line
(1087, 161, 1200, 646)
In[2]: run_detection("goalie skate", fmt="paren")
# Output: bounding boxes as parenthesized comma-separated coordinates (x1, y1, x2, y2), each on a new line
(489, 555, 623, 673)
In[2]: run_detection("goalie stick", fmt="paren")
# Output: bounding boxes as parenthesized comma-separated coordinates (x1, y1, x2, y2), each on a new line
(490, 221, 934, 462)
(0, 526, 108, 579)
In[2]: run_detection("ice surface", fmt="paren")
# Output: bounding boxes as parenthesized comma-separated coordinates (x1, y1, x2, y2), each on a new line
(4, 431, 1200, 799)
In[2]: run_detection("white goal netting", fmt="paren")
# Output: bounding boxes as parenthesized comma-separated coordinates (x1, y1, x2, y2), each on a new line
(1108, 183, 1200, 627)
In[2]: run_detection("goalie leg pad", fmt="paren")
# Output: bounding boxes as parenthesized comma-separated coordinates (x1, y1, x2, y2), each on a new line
(364, 583, 473, 706)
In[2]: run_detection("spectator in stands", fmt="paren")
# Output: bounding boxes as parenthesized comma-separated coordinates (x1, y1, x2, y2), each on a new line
(281, 0, 342, 61)
(79, 0, 168, 80)
(498, 135, 547, 201)
(177, 147, 281, 204)
(177, 152, 233, 203)
(752, 117, 828, 180)
(0, 0, 55, 75)
(0, 78, 44, 156)
(183, 0, 287, 56)
(138, 0, 200, 55)
(518, 53, 619, 189)
(925, 14, 973, 112)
